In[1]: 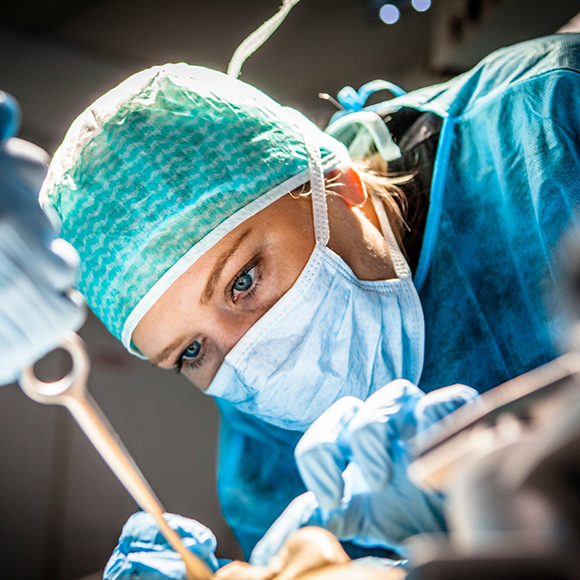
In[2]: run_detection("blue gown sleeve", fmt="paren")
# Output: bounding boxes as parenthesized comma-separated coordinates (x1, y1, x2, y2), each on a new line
(214, 398, 306, 558)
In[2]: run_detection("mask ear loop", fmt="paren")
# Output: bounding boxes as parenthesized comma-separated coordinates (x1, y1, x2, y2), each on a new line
(301, 128, 330, 246)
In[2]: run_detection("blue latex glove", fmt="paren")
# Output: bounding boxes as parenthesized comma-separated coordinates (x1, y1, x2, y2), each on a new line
(0, 92, 85, 385)
(104, 512, 222, 579)
(251, 380, 479, 565)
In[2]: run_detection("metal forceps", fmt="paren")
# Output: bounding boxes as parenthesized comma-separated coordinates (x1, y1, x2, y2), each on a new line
(19, 332, 212, 580)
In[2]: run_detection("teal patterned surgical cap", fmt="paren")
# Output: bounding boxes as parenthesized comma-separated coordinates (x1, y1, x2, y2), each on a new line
(40, 64, 350, 355)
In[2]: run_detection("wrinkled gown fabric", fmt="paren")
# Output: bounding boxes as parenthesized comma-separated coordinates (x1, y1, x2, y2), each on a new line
(216, 34, 580, 557)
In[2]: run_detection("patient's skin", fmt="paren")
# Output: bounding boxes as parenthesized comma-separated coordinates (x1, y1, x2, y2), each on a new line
(213, 527, 405, 580)
(214, 527, 349, 580)
(133, 168, 397, 390)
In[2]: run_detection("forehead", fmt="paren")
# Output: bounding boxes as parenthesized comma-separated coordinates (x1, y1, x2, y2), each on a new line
(131, 193, 313, 347)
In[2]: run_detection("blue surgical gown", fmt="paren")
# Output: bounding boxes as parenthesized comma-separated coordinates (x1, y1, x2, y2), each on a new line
(215, 34, 580, 557)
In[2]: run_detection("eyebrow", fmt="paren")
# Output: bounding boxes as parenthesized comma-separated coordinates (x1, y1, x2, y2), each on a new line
(151, 336, 190, 366)
(150, 227, 252, 367)
(200, 227, 252, 305)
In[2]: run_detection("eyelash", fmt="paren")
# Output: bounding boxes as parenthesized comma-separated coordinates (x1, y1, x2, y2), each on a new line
(175, 350, 205, 374)
(229, 260, 262, 303)
(174, 259, 262, 374)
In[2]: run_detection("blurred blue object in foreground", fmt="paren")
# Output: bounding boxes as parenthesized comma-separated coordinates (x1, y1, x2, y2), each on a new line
(0, 91, 85, 385)
(251, 380, 479, 565)
(104, 512, 222, 580)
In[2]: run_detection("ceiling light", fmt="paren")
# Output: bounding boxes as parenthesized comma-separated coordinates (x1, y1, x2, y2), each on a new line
(379, 4, 400, 24)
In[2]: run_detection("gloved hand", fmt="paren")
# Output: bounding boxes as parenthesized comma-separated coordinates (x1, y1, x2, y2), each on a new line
(251, 380, 479, 565)
(104, 512, 222, 579)
(0, 92, 85, 385)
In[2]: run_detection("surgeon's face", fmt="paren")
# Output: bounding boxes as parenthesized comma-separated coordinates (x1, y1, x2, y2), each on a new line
(133, 171, 396, 390)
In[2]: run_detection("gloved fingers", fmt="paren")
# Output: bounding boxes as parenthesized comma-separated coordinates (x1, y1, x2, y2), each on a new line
(117, 512, 197, 554)
(42, 237, 81, 290)
(414, 384, 480, 448)
(250, 492, 321, 568)
(320, 478, 443, 557)
(363, 380, 425, 410)
(36, 286, 86, 341)
(295, 397, 363, 511)
(0, 92, 20, 140)
(104, 512, 220, 580)
(0, 217, 79, 291)
(0, 140, 50, 234)
(0, 261, 86, 384)
(0, 281, 82, 343)
(1, 138, 50, 202)
(118, 512, 167, 551)
(105, 550, 186, 580)
(0, 262, 85, 337)
(164, 513, 219, 562)
(415, 384, 479, 432)
(320, 492, 381, 548)
(63, 287, 87, 331)
(347, 380, 424, 490)
(348, 421, 395, 492)
(0, 216, 85, 380)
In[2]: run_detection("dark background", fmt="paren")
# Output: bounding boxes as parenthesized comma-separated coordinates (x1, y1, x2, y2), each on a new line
(0, 1, 579, 578)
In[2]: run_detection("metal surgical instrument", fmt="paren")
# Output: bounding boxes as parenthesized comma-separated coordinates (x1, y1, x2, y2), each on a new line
(19, 331, 212, 580)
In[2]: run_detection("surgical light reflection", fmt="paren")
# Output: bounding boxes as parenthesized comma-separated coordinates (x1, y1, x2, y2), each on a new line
(411, 0, 431, 12)
(379, 4, 400, 24)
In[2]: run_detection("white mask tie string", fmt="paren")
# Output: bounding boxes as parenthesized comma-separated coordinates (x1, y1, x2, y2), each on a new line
(227, 0, 301, 79)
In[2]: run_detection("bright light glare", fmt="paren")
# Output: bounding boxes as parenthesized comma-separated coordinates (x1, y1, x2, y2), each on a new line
(379, 4, 400, 24)
(412, 0, 431, 12)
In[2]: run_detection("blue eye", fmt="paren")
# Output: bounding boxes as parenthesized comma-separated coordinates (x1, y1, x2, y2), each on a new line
(233, 267, 255, 293)
(175, 339, 205, 374)
(230, 263, 261, 304)
(182, 340, 201, 360)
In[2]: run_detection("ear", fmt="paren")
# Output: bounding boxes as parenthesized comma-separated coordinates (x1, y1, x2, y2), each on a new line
(327, 167, 367, 207)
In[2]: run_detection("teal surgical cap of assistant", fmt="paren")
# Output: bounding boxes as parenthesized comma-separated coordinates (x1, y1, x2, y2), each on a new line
(40, 64, 350, 355)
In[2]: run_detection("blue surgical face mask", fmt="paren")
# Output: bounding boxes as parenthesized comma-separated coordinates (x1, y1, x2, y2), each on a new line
(205, 129, 424, 431)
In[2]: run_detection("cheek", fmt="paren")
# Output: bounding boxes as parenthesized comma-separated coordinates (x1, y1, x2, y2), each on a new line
(189, 312, 260, 388)
(212, 309, 264, 347)
(273, 242, 313, 293)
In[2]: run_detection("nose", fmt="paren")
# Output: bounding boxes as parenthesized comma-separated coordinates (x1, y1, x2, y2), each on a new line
(210, 309, 262, 356)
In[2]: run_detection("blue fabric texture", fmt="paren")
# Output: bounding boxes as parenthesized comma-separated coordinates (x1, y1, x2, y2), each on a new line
(215, 398, 305, 556)
(104, 512, 220, 579)
(401, 34, 580, 393)
(0, 93, 85, 385)
(216, 34, 580, 556)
